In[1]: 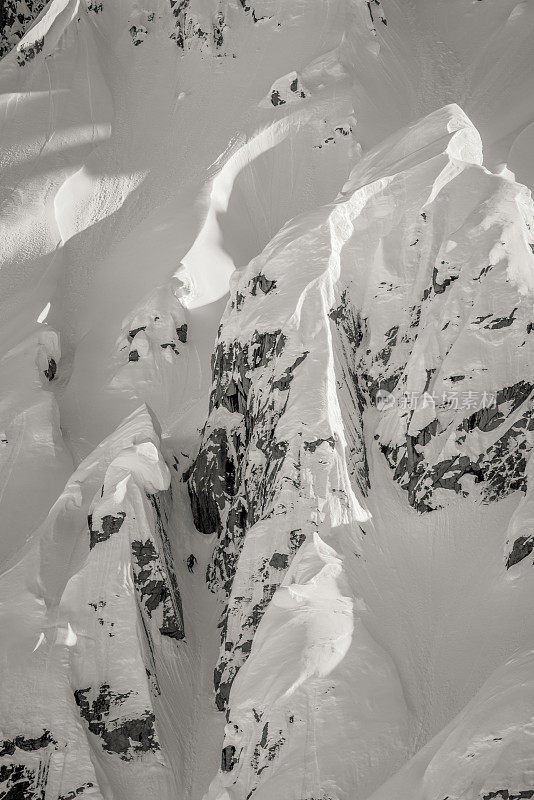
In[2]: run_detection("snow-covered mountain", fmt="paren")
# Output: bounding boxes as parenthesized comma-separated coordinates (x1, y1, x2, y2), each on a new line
(0, 2, 533, 799)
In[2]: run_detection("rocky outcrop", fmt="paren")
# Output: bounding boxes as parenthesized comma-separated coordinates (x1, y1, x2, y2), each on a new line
(187, 243, 373, 717)
(111, 278, 190, 421)
(0, 0, 47, 59)
(168, 0, 264, 52)
(189, 104, 534, 799)
(504, 450, 534, 569)
(328, 105, 534, 514)
(0, 407, 184, 800)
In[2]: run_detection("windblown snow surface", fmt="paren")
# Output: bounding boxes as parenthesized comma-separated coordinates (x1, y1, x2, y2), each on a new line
(0, 1, 533, 799)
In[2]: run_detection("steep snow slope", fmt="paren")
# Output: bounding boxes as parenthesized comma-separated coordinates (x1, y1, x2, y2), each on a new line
(0, 407, 187, 799)
(0, 2, 533, 800)
(188, 103, 533, 799)
(367, 649, 534, 800)
(0, 326, 73, 564)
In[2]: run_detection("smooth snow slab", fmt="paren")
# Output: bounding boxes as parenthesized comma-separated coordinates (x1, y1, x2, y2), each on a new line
(367, 649, 534, 800)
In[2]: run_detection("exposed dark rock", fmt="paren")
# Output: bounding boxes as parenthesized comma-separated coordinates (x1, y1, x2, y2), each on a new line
(333, 277, 532, 512)
(506, 535, 534, 569)
(1, 0, 47, 59)
(269, 552, 289, 569)
(0, 762, 38, 800)
(130, 493, 185, 640)
(237, 0, 265, 23)
(160, 342, 178, 353)
(249, 720, 286, 778)
(250, 275, 276, 295)
(88, 512, 126, 549)
(289, 529, 306, 550)
(329, 290, 370, 493)
(128, 326, 146, 341)
(366, 0, 387, 28)
(214, 674, 232, 712)
(58, 782, 95, 800)
(0, 730, 56, 757)
(474, 264, 493, 281)
(44, 358, 56, 381)
(272, 352, 308, 391)
(221, 744, 236, 772)
(485, 308, 517, 329)
(188, 299, 312, 708)
(303, 437, 335, 453)
(130, 25, 146, 46)
(176, 324, 188, 343)
(188, 426, 239, 535)
(16, 35, 43, 66)
(213, 11, 225, 47)
(74, 684, 159, 760)
(170, 0, 242, 50)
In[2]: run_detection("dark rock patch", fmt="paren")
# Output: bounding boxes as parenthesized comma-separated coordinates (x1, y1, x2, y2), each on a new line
(250, 275, 276, 295)
(176, 324, 188, 343)
(269, 552, 289, 569)
(128, 326, 146, 341)
(0, 730, 56, 757)
(44, 358, 56, 381)
(221, 745, 237, 772)
(0, 762, 38, 800)
(74, 684, 159, 760)
(485, 308, 517, 330)
(58, 782, 95, 800)
(16, 35, 43, 66)
(506, 535, 534, 569)
(303, 437, 335, 453)
(88, 512, 126, 549)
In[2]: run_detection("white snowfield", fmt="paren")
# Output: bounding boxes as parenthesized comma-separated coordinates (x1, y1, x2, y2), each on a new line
(0, 1, 533, 800)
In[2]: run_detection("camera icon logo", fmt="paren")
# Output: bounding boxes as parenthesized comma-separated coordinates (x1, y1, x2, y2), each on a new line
(375, 389, 395, 411)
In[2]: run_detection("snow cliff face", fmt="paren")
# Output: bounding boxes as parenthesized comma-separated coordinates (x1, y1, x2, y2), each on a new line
(188, 103, 534, 800)
(0, 407, 188, 799)
(0, 1, 533, 800)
